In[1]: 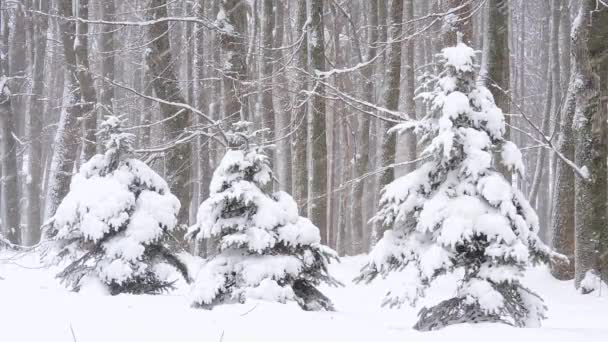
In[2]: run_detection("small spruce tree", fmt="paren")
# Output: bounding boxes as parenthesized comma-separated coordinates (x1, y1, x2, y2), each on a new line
(188, 133, 339, 310)
(43, 117, 188, 294)
(356, 42, 562, 330)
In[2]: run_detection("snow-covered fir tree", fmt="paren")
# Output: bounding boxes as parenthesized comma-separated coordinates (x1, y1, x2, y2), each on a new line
(356, 42, 562, 330)
(43, 117, 188, 294)
(188, 132, 339, 310)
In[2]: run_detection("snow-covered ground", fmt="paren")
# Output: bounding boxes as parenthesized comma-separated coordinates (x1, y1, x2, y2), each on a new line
(1, 251, 607, 342)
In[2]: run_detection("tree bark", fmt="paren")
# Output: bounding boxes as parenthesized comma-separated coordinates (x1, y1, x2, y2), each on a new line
(146, 0, 193, 230)
(0, 24, 21, 243)
(8, 2, 27, 137)
(292, 0, 308, 213)
(99, 0, 116, 119)
(402, 0, 416, 175)
(76, 0, 98, 161)
(218, 0, 248, 128)
(485, 0, 511, 180)
(307, 0, 328, 244)
(572, 0, 607, 289)
(550, 68, 576, 280)
(24, 0, 50, 245)
(375, 0, 403, 243)
(44, 0, 87, 220)
(260, 0, 275, 168)
(587, 4, 608, 282)
(274, 0, 292, 193)
(351, 0, 379, 254)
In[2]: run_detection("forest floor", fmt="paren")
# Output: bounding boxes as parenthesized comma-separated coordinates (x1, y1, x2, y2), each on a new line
(1, 251, 607, 342)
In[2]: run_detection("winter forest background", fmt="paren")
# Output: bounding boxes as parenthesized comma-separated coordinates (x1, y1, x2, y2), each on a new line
(0, 0, 607, 340)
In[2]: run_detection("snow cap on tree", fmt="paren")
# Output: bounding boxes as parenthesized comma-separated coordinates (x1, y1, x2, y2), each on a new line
(188, 132, 339, 310)
(43, 116, 188, 295)
(357, 42, 562, 330)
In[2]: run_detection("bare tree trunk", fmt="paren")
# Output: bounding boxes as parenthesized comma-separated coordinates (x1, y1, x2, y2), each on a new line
(560, 2, 571, 94)
(572, 0, 607, 289)
(76, 0, 98, 161)
(516, 0, 525, 192)
(307, 0, 328, 244)
(588, 4, 608, 282)
(196, 0, 211, 201)
(529, 2, 554, 208)
(485, 0, 511, 180)
(274, 0, 292, 193)
(260, 0, 275, 167)
(351, 0, 378, 254)
(292, 0, 308, 212)
(9, 3, 27, 137)
(375, 0, 403, 243)
(550, 30, 576, 278)
(218, 0, 248, 128)
(24, 0, 50, 245)
(99, 0, 116, 119)
(193, 0, 211, 257)
(140, 68, 153, 148)
(44, 0, 86, 220)
(0, 21, 20, 243)
(402, 0, 416, 175)
(146, 0, 192, 231)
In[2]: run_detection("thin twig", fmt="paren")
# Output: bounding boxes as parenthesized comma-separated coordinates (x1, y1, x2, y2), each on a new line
(240, 303, 259, 316)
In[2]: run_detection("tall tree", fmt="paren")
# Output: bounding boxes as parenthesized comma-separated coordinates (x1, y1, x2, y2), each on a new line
(291, 0, 308, 212)
(146, 0, 192, 229)
(352, 0, 379, 254)
(273, 0, 292, 193)
(587, 3, 608, 283)
(75, 0, 98, 161)
(307, 0, 328, 244)
(375, 0, 403, 242)
(572, 0, 607, 289)
(550, 0, 575, 280)
(45, 0, 87, 220)
(8, 1, 27, 136)
(0, 8, 20, 243)
(402, 0, 416, 175)
(484, 0, 511, 179)
(260, 0, 275, 167)
(218, 0, 249, 127)
(99, 0, 116, 119)
(24, 0, 50, 245)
